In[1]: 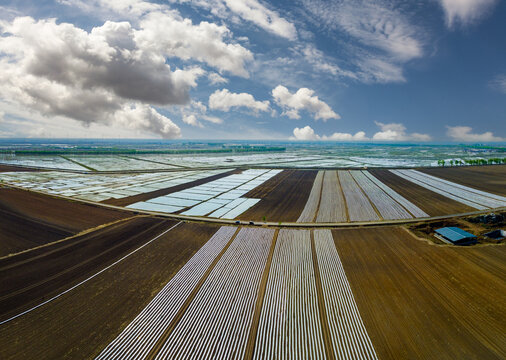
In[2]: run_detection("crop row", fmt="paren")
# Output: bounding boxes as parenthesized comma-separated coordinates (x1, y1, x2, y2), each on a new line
(350, 171, 412, 220)
(297, 171, 324, 222)
(155, 227, 274, 359)
(338, 171, 380, 222)
(392, 170, 505, 210)
(254, 229, 326, 359)
(316, 171, 347, 223)
(95, 226, 237, 360)
(314, 230, 378, 359)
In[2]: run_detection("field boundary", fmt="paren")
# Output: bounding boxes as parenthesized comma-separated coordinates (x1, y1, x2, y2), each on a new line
(0, 221, 182, 325)
(2, 184, 505, 228)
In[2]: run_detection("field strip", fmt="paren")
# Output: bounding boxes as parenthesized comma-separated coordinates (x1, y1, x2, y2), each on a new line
(59, 155, 97, 172)
(316, 171, 347, 223)
(398, 170, 504, 208)
(391, 170, 489, 210)
(311, 231, 335, 360)
(409, 170, 506, 203)
(153, 227, 275, 359)
(253, 229, 326, 359)
(0, 216, 141, 263)
(121, 155, 188, 168)
(362, 171, 428, 218)
(297, 170, 324, 222)
(0, 221, 182, 326)
(339, 171, 380, 222)
(244, 229, 279, 359)
(96, 226, 238, 360)
(351, 171, 412, 220)
(314, 229, 378, 360)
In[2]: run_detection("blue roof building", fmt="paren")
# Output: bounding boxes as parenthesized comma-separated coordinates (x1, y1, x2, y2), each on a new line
(435, 227, 477, 245)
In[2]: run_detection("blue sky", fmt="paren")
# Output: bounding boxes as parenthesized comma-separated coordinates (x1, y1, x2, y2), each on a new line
(0, 0, 504, 142)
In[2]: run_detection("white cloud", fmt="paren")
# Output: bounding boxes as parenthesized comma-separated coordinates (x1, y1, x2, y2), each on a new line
(0, 17, 195, 138)
(372, 122, 431, 141)
(209, 89, 270, 112)
(177, 0, 297, 40)
(439, 0, 497, 28)
(272, 85, 340, 121)
(114, 104, 181, 138)
(221, 0, 297, 40)
(322, 131, 368, 141)
(182, 114, 202, 128)
(180, 100, 223, 128)
(208, 72, 228, 85)
(302, 0, 425, 83)
(446, 126, 504, 142)
(136, 11, 253, 77)
(292, 125, 319, 140)
(291, 125, 368, 141)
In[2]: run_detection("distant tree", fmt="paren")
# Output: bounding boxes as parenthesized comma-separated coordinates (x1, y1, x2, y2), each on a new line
(450, 160, 454, 166)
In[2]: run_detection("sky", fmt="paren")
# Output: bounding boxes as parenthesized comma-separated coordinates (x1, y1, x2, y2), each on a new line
(0, 0, 504, 142)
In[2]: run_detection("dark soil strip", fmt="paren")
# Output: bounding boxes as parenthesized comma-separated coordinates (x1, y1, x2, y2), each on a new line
(0, 217, 175, 321)
(239, 170, 317, 222)
(102, 168, 240, 206)
(369, 169, 475, 216)
(0, 164, 42, 172)
(310, 230, 335, 360)
(419, 165, 506, 196)
(121, 155, 188, 168)
(145, 227, 241, 360)
(243, 170, 293, 198)
(59, 155, 97, 172)
(0, 187, 129, 233)
(244, 229, 279, 359)
(0, 207, 73, 257)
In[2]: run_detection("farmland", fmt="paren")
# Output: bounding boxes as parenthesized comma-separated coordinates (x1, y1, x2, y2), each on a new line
(0, 163, 505, 359)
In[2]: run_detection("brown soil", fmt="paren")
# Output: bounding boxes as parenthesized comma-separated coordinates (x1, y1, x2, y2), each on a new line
(102, 169, 240, 206)
(0, 216, 175, 321)
(332, 226, 506, 360)
(0, 207, 73, 256)
(369, 169, 475, 216)
(243, 170, 293, 198)
(0, 164, 43, 172)
(0, 187, 129, 256)
(0, 221, 219, 360)
(419, 165, 506, 196)
(239, 170, 317, 222)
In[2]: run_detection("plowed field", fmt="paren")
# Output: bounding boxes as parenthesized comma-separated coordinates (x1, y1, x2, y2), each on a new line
(369, 169, 475, 216)
(419, 165, 506, 196)
(333, 226, 506, 359)
(239, 170, 317, 222)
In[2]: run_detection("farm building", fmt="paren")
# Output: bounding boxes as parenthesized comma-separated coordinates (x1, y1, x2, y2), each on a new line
(434, 227, 477, 245)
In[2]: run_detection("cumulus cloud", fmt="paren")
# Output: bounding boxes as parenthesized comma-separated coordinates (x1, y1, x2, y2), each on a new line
(372, 122, 431, 141)
(272, 85, 340, 121)
(322, 131, 367, 141)
(291, 126, 367, 141)
(177, 0, 296, 40)
(439, 0, 497, 28)
(292, 125, 319, 140)
(0, 16, 201, 137)
(209, 89, 270, 112)
(179, 100, 223, 128)
(136, 11, 253, 77)
(446, 126, 504, 142)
